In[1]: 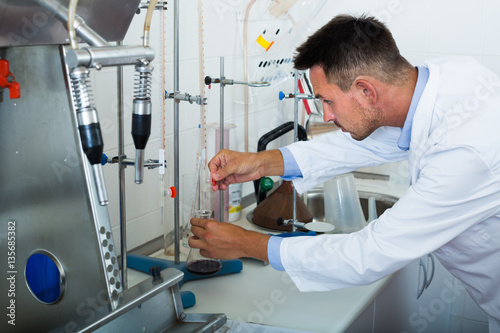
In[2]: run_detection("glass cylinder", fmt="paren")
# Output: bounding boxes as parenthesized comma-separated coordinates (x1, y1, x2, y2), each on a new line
(186, 210, 222, 275)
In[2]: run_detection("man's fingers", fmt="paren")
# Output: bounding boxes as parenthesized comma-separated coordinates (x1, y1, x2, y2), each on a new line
(190, 217, 208, 228)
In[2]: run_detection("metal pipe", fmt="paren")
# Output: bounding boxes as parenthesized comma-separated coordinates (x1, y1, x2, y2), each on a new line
(292, 69, 299, 232)
(67, 0, 79, 50)
(173, 0, 180, 264)
(219, 57, 224, 221)
(143, 0, 159, 47)
(117, 44, 127, 289)
(66, 46, 155, 69)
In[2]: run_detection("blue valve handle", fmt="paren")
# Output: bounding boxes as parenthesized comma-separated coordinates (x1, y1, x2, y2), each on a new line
(101, 153, 108, 165)
(279, 91, 285, 100)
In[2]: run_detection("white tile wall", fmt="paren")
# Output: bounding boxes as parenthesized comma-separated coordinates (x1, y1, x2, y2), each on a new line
(90, 1, 500, 269)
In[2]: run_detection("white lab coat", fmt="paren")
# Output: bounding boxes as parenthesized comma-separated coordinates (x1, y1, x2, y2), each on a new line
(282, 56, 500, 324)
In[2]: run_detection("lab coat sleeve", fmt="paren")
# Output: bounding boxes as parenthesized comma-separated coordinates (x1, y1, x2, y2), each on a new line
(286, 126, 408, 193)
(279, 146, 500, 291)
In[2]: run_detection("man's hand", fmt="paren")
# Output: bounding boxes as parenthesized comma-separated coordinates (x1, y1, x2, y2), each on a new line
(189, 217, 270, 261)
(208, 149, 285, 191)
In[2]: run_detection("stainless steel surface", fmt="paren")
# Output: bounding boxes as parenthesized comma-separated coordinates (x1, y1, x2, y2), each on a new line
(48, 268, 226, 332)
(173, 0, 180, 264)
(303, 188, 398, 223)
(66, 45, 155, 68)
(0, 0, 140, 47)
(35, 0, 109, 47)
(0, 45, 120, 332)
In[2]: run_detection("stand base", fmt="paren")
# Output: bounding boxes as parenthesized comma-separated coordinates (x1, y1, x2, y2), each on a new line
(127, 254, 243, 308)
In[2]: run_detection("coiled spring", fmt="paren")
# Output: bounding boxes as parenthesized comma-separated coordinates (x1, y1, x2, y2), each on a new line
(70, 67, 93, 112)
(134, 64, 153, 100)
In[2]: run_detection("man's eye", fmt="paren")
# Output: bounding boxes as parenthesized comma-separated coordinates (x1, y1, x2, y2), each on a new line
(323, 100, 332, 105)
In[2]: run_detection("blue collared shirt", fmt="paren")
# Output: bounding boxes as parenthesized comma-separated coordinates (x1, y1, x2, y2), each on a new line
(397, 66, 430, 151)
(269, 66, 430, 271)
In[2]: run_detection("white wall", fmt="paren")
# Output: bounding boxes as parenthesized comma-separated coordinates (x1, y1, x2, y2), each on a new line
(94, 0, 500, 280)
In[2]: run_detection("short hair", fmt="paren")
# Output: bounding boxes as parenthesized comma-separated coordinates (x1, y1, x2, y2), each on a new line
(294, 14, 414, 92)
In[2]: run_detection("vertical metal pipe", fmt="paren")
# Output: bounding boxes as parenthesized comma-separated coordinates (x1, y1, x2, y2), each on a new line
(219, 57, 224, 221)
(292, 69, 299, 232)
(117, 41, 127, 289)
(173, 0, 180, 264)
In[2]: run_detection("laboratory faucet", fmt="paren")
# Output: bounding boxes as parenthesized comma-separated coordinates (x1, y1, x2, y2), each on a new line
(132, 60, 154, 184)
(70, 66, 108, 205)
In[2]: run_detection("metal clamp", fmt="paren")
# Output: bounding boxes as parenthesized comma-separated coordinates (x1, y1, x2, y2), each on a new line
(277, 217, 306, 229)
(205, 76, 270, 87)
(279, 91, 315, 101)
(104, 155, 165, 170)
(138, 1, 168, 11)
(167, 91, 207, 105)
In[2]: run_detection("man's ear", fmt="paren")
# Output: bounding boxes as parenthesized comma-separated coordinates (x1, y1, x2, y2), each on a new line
(354, 78, 377, 105)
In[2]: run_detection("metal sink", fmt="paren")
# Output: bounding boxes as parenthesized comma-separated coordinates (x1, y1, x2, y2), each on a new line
(302, 188, 399, 223)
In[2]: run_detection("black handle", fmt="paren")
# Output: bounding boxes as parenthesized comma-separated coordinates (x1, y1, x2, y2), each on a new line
(149, 265, 163, 284)
(254, 121, 307, 204)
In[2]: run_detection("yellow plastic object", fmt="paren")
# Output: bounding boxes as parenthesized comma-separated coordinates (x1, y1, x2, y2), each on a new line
(256, 34, 274, 51)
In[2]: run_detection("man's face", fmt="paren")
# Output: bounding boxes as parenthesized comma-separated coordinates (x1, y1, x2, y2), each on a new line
(309, 66, 383, 141)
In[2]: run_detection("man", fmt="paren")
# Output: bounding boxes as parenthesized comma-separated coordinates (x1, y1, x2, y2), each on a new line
(189, 15, 500, 330)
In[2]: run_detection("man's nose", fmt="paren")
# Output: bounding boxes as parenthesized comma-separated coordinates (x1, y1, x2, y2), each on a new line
(323, 109, 336, 122)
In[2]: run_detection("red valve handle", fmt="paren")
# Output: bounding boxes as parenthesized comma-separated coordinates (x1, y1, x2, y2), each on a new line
(169, 186, 177, 198)
(0, 60, 20, 99)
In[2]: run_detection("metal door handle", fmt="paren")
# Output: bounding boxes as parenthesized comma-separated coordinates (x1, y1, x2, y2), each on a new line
(417, 258, 427, 299)
(425, 254, 435, 289)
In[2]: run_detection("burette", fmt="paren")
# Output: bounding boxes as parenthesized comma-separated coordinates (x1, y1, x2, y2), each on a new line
(197, 0, 209, 210)
(159, 2, 176, 233)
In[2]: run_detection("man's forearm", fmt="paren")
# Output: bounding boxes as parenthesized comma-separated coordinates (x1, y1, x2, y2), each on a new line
(257, 149, 285, 177)
(240, 230, 271, 261)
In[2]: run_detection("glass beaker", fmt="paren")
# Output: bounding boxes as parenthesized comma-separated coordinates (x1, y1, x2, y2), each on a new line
(186, 210, 222, 275)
